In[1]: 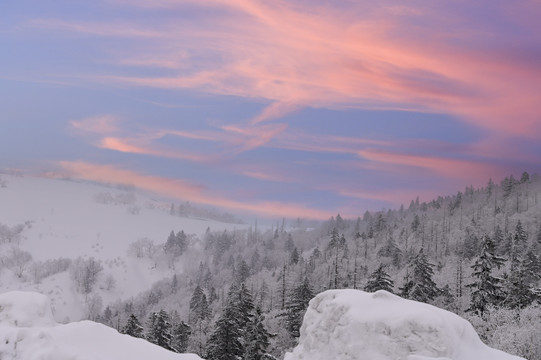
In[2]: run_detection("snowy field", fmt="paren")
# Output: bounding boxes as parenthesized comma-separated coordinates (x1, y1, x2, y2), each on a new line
(0, 173, 248, 321)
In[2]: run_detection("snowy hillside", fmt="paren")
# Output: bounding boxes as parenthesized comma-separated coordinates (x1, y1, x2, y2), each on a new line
(284, 289, 525, 360)
(0, 173, 248, 321)
(0, 291, 202, 360)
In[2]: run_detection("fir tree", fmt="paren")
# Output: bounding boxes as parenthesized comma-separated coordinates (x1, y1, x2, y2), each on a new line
(289, 247, 300, 265)
(504, 249, 540, 309)
(284, 277, 313, 339)
(164, 230, 187, 257)
(206, 284, 255, 360)
(511, 220, 528, 260)
(244, 307, 274, 360)
(190, 285, 211, 355)
(146, 310, 174, 351)
(364, 264, 394, 293)
(170, 321, 191, 353)
(121, 314, 144, 338)
(206, 304, 243, 360)
(400, 249, 439, 303)
(189, 285, 210, 323)
(466, 234, 505, 316)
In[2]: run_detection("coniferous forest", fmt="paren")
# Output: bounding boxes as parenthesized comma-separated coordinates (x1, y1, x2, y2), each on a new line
(81, 172, 541, 359)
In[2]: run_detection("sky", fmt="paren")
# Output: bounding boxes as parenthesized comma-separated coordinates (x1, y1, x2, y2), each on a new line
(1, 0, 541, 221)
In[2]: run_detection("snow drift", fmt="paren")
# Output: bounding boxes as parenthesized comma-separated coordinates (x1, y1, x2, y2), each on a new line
(0, 291, 201, 360)
(284, 289, 525, 360)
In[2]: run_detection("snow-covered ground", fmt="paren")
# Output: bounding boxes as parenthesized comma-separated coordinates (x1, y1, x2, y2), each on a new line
(284, 289, 525, 360)
(0, 291, 202, 360)
(0, 173, 248, 321)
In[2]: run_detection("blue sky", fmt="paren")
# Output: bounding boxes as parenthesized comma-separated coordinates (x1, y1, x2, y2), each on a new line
(2, 0, 541, 220)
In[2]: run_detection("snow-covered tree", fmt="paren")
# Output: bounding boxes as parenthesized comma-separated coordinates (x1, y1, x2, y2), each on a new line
(244, 307, 274, 360)
(206, 284, 254, 360)
(400, 249, 439, 303)
(170, 321, 191, 353)
(466, 234, 505, 316)
(364, 264, 394, 293)
(122, 314, 144, 338)
(146, 310, 174, 351)
(283, 277, 313, 339)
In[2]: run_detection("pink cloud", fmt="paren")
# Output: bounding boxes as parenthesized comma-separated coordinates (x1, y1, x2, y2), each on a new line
(70, 115, 120, 135)
(55, 161, 332, 219)
(46, 0, 538, 138)
(358, 149, 496, 181)
(98, 137, 210, 162)
(337, 188, 440, 207)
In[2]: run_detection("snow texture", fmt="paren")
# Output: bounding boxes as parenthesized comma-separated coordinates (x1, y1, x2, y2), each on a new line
(284, 289, 525, 360)
(0, 174, 248, 321)
(0, 291, 202, 360)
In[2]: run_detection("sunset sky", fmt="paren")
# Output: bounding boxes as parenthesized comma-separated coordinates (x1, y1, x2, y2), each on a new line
(2, 0, 541, 220)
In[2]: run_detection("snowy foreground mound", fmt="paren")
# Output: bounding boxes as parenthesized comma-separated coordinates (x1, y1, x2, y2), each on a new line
(0, 291, 201, 360)
(284, 289, 524, 360)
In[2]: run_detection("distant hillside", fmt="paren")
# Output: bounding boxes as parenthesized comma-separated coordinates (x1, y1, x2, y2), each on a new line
(1, 171, 540, 359)
(0, 173, 247, 321)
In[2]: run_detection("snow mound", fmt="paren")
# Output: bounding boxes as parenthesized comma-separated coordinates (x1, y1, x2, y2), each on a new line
(284, 289, 525, 360)
(0, 291, 55, 327)
(0, 291, 202, 360)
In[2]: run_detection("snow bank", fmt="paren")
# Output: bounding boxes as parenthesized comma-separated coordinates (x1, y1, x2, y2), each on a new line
(0, 291, 202, 360)
(284, 289, 525, 360)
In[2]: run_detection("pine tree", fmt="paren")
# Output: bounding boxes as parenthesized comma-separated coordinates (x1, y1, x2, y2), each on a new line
(164, 230, 187, 257)
(364, 264, 394, 293)
(512, 220, 528, 259)
(466, 234, 505, 316)
(189, 285, 211, 355)
(400, 249, 439, 303)
(146, 310, 174, 351)
(190, 286, 210, 323)
(170, 321, 191, 353)
(206, 304, 243, 360)
(284, 277, 313, 339)
(121, 314, 144, 338)
(504, 250, 540, 309)
(206, 284, 255, 360)
(289, 247, 299, 265)
(244, 307, 274, 360)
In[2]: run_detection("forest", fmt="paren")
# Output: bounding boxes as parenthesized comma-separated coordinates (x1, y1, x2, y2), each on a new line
(1, 172, 540, 359)
(88, 172, 541, 359)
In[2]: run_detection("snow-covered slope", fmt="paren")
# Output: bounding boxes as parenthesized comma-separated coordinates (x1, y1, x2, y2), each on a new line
(0, 291, 202, 360)
(0, 173, 248, 321)
(0, 174, 244, 260)
(284, 289, 525, 360)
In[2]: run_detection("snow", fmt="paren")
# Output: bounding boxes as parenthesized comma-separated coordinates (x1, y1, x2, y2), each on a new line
(0, 291, 202, 360)
(284, 289, 525, 360)
(0, 174, 248, 321)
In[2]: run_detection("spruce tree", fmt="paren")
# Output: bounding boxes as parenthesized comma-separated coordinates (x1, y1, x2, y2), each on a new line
(121, 314, 144, 338)
(365, 264, 394, 293)
(504, 250, 540, 309)
(207, 284, 255, 360)
(284, 277, 313, 339)
(170, 321, 191, 353)
(512, 220, 528, 259)
(400, 249, 439, 303)
(466, 234, 505, 316)
(190, 286, 210, 324)
(146, 310, 174, 351)
(244, 307, 274, 360)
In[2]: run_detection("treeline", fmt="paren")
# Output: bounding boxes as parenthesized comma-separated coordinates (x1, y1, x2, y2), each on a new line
(98, 172, 541, 359)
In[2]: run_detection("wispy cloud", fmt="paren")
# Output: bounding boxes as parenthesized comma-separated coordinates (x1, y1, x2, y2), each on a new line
(70, 115, 120, 135)
(358, 148, 496, 181)
(55, 161, 333, 219)
(29, 1, 541, 138)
